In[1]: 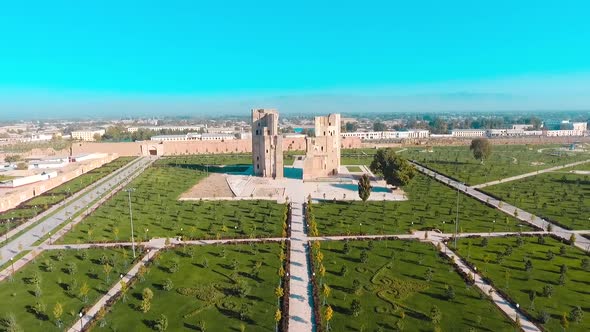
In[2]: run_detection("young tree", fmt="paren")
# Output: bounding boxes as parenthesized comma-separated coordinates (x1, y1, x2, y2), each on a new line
(560, 312, 569, 331)
(274, 309, 281, 329)
(430, 305, 442, 325)
(444, 285, 455, 300)
(52, 302, 63, 328)
(79, 282, 90, 303)
(357, 174, 372, 203)
(154, 314, 168, 331)
(369, 149, 416, 187)
(569, 306, 583, 324)
(343, 241, 351, 255)
(360, 250, 369, 264)
(351, 299, 362, 317)
(120, 280, 128, 302)
(324, 305, 334, 331)
(469, 138, 492, 164)
(424, 268, 434, 282)
(352, 279, 361, 295)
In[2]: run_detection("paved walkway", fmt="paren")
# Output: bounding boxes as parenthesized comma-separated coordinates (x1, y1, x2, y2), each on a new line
(413, 163, 590, 252)
(0, 157, 154, 281)
(433, 240, 541, 332)
(472, 158, 590, 189)
(287, 201, 314, 332)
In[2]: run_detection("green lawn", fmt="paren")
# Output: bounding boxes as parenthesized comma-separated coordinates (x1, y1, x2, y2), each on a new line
(59, 163, 287, 244)
(94, 242, 286, 331)
(0, 157, 136, 234)
(483, 171, 590, 230)
(346, 166, 363, 173)
(400, 145, 590, 185)
(311, 174, 534, 236)
(0, 248, 136, 331)
(562, 162, 590, 172)
(0, 174, 14, 181)
(312, 239, 514, 331)
(341, 148, 385, 166)
(455, 235, 590, 331)
(158, 152, 301, 168)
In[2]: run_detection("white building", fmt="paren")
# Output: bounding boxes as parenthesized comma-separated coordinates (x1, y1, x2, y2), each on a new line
(451, 129, 487, 138)
(341, 130, 429, 140)
(511, 124, 534, 130)
(150, 133, 236, 142)
(486, 129, 543, 137)
(28, 157, 69, 170)
(127, 125, 205, 133)
(0, 171, 58, 188)
(71, 129, 106, 141)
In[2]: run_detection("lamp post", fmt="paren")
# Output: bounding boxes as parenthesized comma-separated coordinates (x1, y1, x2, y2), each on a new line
(48, 232, 52, 245)
(359, 223, 362, 234)
(124, 188, 136, 258)
(79, 312, 83, 331)
(455, 184, 460, 249)
(10, 257, 14, 275)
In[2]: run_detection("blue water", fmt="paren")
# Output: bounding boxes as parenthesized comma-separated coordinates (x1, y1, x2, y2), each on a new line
(331, 183, 390, 193)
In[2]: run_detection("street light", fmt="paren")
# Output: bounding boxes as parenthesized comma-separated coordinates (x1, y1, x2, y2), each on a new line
(49, 232, 52, 245)
(455, 184, 460, 249)
(359, 223, 362, 234)
(10, 257, 14, 275)
(124, 188, 136, 258)
(79, 312, 83, 331)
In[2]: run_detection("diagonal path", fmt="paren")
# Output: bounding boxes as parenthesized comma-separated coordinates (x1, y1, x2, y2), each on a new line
(432, 239, 541, 332)
(412, 162, 590, 252)
(67, 244, 163, 332)
(472, 158, 590, 189)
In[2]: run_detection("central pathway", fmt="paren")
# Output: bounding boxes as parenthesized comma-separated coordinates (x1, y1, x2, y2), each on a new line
(288, 200, 314, 331)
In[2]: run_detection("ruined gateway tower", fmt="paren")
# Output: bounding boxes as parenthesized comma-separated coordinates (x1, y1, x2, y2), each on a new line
(302, 113, 341, 180)
(251, 109, 284, 178)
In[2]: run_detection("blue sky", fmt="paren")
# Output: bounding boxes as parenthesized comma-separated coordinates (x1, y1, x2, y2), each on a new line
(1, 0, 589, 118)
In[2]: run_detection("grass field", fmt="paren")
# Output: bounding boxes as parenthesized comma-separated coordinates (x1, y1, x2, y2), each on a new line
(0, 157, 136, 233)
(94, 242, 285, 331)
(58, 163, 287, 244)
(346, 166, 363, 173)
(455, 235, 590, 331)
(312, 239, 514, 331)
(311, 174, 534, 236)
(400, 144, 590, 185)
(0, 248, 136, 331)
(341, 148, 385, 166)
(0, 174, 14, 181)
(159, 152, 302, 168)
(483, 171, 590, 230)
(562, 162, 590, 172)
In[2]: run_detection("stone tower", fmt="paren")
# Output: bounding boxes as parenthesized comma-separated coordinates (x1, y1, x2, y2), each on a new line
(302, 113, 341, 180)
(251, 109, 284, 178)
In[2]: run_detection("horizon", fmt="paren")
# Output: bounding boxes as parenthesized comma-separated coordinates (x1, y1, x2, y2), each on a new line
(1, 1, 590, 119)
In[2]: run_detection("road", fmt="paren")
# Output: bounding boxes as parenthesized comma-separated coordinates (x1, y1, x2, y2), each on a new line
(0, 157, 153, 267)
